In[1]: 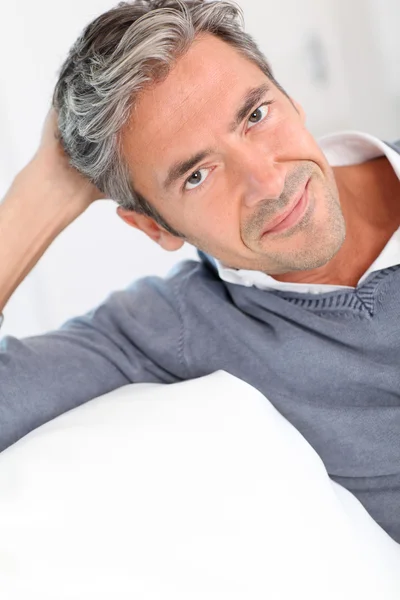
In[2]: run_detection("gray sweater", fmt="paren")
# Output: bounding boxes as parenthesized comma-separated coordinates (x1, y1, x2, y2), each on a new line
(1, 141, 400, 544)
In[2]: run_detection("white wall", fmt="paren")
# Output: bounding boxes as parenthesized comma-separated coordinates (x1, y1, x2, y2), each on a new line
(328, 0, 399, 139)
(368, 0, 400, 98)
(1, 0, 399, 338)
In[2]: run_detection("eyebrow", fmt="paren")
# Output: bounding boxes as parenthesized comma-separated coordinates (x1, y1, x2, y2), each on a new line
(162, 82, 271, 192)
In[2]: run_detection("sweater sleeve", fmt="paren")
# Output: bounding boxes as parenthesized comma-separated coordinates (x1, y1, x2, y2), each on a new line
(0, 268, 190, 453)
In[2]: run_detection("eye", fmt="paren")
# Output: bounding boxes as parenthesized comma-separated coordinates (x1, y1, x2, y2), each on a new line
(247, 102, 272, 129)
(182, 101, 274, 194)
(184, 167, 211, 191)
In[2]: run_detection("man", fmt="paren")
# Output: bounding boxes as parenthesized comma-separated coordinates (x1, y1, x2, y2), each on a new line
(1, 0, 400, 543)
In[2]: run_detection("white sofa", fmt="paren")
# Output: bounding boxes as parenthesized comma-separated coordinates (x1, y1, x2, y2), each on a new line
(0, 371, 399, 599)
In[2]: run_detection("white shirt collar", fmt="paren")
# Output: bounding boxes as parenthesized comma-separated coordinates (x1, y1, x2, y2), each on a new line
(214, 131, 400, 294)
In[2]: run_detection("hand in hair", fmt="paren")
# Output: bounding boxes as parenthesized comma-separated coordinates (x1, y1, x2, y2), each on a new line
(0, 106, 107, 315)
(29, 106, 107, 211)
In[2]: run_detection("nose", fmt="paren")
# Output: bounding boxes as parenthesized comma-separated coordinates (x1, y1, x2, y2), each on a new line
(232, 146, 286, 209)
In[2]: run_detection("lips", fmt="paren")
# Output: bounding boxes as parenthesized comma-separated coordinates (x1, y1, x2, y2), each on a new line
(262, 178, 310, 234)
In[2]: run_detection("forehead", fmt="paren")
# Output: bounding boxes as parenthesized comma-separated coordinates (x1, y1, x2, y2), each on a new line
(121, 33, 267, 195)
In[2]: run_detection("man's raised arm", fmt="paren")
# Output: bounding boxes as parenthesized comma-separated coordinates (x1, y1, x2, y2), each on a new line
(0, 107, 106, 315)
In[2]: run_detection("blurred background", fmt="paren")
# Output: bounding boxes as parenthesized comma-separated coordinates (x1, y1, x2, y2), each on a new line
(0, 0, 399, 338)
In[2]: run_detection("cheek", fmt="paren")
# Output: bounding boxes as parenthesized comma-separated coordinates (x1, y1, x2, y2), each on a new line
(271, 111, 310, 154)
(185, 201, 237, 247)
(195, 208, 231, 238)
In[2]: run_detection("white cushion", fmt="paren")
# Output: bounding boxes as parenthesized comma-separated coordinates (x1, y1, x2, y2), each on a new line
(0, 371, 399, 599)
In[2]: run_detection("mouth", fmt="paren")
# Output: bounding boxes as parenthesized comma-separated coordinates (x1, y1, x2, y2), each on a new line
(262, 178, 311, 236)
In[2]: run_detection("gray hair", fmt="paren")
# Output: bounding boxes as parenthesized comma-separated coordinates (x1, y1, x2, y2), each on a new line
(52, 0, 285, 238)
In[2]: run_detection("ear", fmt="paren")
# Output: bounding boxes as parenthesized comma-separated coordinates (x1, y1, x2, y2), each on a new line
(116, 207, 185, 252)
(290, 97, 306, 125)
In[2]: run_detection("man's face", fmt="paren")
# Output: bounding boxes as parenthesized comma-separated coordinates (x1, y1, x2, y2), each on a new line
(121, 33, 345, 276)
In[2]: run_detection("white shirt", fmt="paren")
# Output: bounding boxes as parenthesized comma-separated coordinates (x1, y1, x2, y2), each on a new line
(215, 131, 400, 294)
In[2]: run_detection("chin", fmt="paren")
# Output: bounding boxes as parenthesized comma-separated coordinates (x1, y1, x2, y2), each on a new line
(299, 225, 346, 271)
